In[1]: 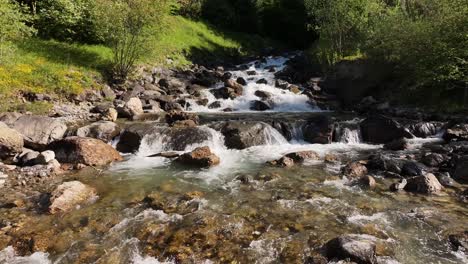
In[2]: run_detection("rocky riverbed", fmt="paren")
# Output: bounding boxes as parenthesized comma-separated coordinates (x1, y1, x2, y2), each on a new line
(0, 54, 467, 263)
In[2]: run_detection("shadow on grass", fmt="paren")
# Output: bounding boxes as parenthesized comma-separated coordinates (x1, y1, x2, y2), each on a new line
(16, 38, 112, 72)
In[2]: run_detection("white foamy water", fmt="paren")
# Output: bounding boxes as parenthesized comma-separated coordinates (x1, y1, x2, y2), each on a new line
(0, 247, 51, 264)
(186, 55, 321, 113)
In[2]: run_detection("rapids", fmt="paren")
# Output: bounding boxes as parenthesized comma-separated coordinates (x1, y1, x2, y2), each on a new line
(0, 55, 467, 264)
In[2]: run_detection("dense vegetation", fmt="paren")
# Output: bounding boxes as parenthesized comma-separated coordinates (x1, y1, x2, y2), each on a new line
(0, 0, 467, 110)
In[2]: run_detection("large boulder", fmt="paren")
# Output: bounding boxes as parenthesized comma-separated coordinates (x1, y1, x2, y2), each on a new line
(12, 115, 67, 150)
(76, 121, 121, 142)
(324, 234, 378, 264)
(117, 124, 213, 153)
(404, 173, 443, 194)
(220, 122, 274, 150)
(49, 137, 123, 166)
(360, 115, 412, 144)
(175, 146, 220, 168)
(302, 115, 334, 144)
(49, 181, 97, 214)
(0, 122, 23, 159)
(250, 100, 272, 111)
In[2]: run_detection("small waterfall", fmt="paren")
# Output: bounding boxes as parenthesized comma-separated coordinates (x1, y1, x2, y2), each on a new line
(334, 119, 363, 144)
(289, 122, 306, 142)
(263, 125, 289, 145)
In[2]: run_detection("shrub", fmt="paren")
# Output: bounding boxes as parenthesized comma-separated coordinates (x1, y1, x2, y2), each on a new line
(0, 0, 35, 61)
(93, 0, 168, 81)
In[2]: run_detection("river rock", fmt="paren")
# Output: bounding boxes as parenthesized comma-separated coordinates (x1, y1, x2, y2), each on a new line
(390, 178, 407, 192)
(256, 78, 268, 84)
(236, 77, 247, 86)
(212, 87, 238, 99)
(208, 101, 222, 109)
(443, 124, 468, 142)
(343, 161, 368, 178)
(422, 153, 446, 167)
(268, 156, 294, 167)
(302, 115, 334, 144)
(76, 121, 121, 142)
(220, 122, 273, 149)
(0, 122, 23, 159)
(165, 111, 199, 126)
(360, 115, 412, 144)
(407, 122, 442, 138)
(224, 79, 244, 93)
(36, 150, 55, 165)
(12, 115, 67, 150)
(384, 138, 409, 151)
(103, 108, 118, 122)
(448, 231, 468, 251)
(117, 97, 144, 119)
(19, 149, 40, 166)
(250, 100, 271, 111)
(254, 90, 272, 100)
(367, 154, 403, 174)
(49, 137, 123, 166)
(324, 234, 378, 264)
(0, 112, 22, 125)
(117, 124, 213, 153)
(401, 161, 425, 177)
(49, 181, 97, 214)
(360, 175, 377, 188)
(175, 146, 220, 167)
(404, 173, 443, 194)
(285, 151, 320, 162)
(453, 156, 468, 182)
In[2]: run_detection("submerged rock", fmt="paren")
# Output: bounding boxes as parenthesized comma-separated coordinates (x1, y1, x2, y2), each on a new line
(175, 146, 220, 167)
(12, 115, 67, 150)
(324, 234, 378, 264)
(360, 115, 412, 144)
(448, 231, 468, 251)
(0, 122, 23, 159)
(404, 173, 443, 194)
(49, 181, 97, 214)
(343, 161, 368, 178)
(285, 151, 320, 162)
(49, 137, 123, 166)
(268, 156, 294, 168)
(76, 121, 121, 142)
(384, 138, 409, 151)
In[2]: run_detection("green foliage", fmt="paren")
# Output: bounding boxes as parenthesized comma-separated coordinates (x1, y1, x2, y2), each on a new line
(366, 0, 468, 90)
(305, 0, 382, 66)
(93, 0, 169, 80)
(35, 0, 99, 43)
(0, 0, 35, 61)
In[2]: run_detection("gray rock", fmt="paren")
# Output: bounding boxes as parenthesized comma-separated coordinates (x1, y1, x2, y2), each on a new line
(12, 115, 67, 150)
(404, 173, 443, 194)
(0, 122, 23, 159)
(324, 234, 378, 264)
(250, 100, 272, 111)
(0, 112, 22, 126)
(117, 97, 144, 119)
(49, 181, 97, 214)
(76, 121, 121, 142)
(360, 115, 413, 144)
(220, 121, 274, 150)
(20, 150, 40, 166)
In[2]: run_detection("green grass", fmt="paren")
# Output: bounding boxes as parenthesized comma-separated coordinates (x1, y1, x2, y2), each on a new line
(0, 15, 273, 113)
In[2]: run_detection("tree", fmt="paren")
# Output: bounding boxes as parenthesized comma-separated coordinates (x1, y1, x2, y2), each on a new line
(93, 0, 168, 81)
(0, 0, 35, 61)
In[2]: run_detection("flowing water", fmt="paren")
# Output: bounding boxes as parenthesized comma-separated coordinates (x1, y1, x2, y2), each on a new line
(1, 56, 467, 264)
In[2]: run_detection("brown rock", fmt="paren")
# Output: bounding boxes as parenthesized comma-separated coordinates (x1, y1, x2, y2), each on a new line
(49, 181, 97, 214)
(343, 161, 368, 178)
(49, 137, 123, 166)
(285, 151, 320, 162)
(175, 146, 220, 167)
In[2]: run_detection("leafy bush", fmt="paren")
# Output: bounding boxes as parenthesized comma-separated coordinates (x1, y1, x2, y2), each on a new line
(0, 0, 35, 61)
(35, 0, 99, 43)
(93, 0, 169, 80)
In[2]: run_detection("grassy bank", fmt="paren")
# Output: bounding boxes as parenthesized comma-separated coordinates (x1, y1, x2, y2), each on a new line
(0, 16, 272, 113)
